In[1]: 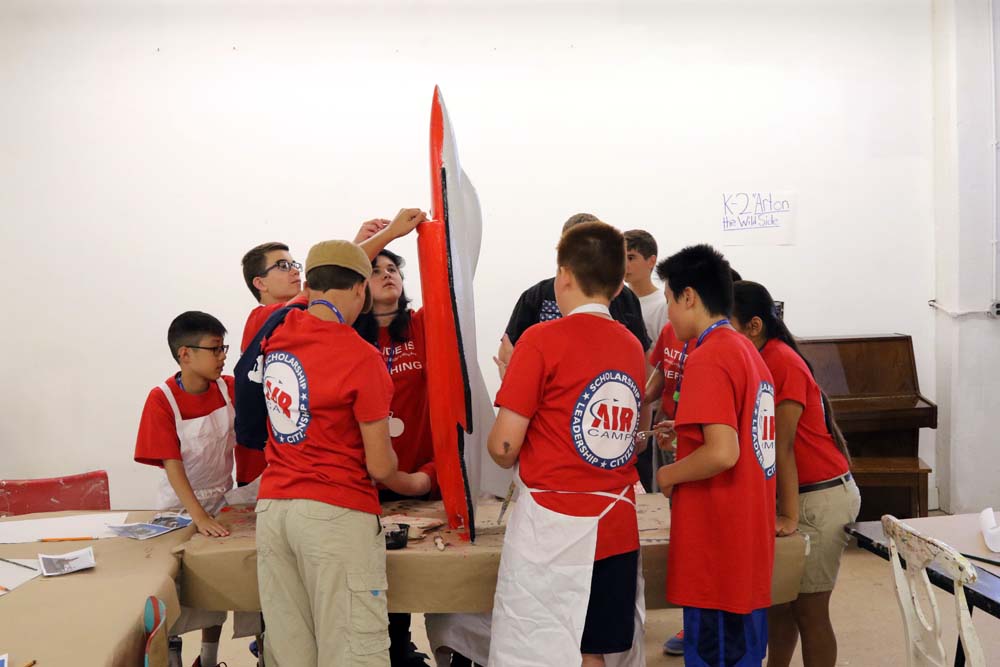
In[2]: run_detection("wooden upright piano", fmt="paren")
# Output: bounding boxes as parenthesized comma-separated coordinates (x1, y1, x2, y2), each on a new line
(798, 334, 936, 521)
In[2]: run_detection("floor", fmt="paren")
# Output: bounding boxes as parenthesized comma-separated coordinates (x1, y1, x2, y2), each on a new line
(188, 542, 1000, 666)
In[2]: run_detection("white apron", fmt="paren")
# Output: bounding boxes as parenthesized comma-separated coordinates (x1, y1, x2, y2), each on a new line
(155, 378, 235, 516)
(489, 473, 642, 667)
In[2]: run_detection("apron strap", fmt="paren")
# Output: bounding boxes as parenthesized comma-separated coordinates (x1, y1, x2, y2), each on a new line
(528, 485, 635, 519)
(159, 382, 183, 429)
(215, 378, 232, 409)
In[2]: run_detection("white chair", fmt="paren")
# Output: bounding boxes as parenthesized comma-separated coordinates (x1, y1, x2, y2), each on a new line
(882, 515, 986, 666)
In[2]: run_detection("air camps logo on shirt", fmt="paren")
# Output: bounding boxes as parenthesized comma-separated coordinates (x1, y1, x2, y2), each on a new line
(263, 351, 311, 445)
(571, 370, 641, 469)
(752, 381, 777, 478)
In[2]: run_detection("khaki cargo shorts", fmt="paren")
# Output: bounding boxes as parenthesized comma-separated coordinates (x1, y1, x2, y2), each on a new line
(797, 477, 862, 594)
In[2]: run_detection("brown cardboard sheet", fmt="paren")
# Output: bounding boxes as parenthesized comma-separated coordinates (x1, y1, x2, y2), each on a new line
(0, 510, 194, 667)
(178, 494, 806, 613)
(889, 511, 1000, 578)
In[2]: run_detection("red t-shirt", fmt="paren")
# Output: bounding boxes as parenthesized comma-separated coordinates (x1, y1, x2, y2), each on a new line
(236, 296, 308, 483)
(377, 309, 437, 494)
(667, 326, 777, 613)
(649, 323, 685, 419)
(257, 309, 394, 515)
(496, 313, 645, 561)
(760, 339, 849, 486)
(135, 375, 235, 468)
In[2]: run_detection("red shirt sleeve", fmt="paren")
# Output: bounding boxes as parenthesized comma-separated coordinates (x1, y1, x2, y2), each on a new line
(675, 355, 739, 431)
(241, 307, 273, 353)
(134, 387, 182, 468)
(352, 351, 394, 423)
(494, 336, 547, 419)
(649, 326, 667, 368)
(773, 354, 809, 407)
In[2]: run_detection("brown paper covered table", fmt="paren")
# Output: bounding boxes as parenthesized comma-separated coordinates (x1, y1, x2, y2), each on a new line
(0, 510, 195, 667)
(177, 494, 807, 613)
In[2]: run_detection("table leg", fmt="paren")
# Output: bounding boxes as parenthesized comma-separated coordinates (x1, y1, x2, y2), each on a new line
(954, 592, 972, 667)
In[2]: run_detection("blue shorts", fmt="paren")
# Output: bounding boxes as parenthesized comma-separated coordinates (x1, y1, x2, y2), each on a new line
(682, 606, 767, 667)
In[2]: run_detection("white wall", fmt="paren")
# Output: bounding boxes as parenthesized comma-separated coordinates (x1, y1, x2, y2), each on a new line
(932, 0, 1000, 513)
(0, 0, 938, 509)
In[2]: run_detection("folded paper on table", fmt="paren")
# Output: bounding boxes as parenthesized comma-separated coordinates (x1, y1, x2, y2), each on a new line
(979, 508, 1000, 553)
(38, 546, 96, 576)
(109, 513, 193, 540)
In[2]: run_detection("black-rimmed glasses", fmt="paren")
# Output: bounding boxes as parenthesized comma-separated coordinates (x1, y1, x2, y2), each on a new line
(186, 344, 230, 357)
(259, 259, 302, 276)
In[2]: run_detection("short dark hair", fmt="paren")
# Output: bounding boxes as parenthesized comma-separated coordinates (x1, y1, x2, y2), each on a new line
(167, 311, 227, 362)
(556, 221, 625, 300)
(241, 242, 289, 302)
(562, 212, 601, 234)
(624, 229, 658, 259)
(306, 265, 366, 292)
(656, 244, 734, 317)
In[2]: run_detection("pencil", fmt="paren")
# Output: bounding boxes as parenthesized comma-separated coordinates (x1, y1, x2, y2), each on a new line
(0, 556, 37, 571)
(961, 552, 1000, 568)
(39, 536, 95, 542)
(21, 660, 37, 667)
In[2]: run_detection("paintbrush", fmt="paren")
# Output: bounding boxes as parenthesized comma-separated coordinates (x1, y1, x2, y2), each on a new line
(497, 481, 516, 525)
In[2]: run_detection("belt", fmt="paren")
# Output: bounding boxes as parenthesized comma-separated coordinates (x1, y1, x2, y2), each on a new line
(799, 472, 852, 494)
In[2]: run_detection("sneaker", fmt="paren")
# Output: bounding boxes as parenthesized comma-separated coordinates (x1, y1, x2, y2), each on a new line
(249, 639, 259, 657)
(663, 630, 684, 656)
(190, 659, 227, 667)
(168, 636, 183, 667)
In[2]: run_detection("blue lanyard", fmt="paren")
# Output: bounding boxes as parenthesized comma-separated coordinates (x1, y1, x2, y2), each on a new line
(385, 345, 396, 373)
(673, 318, 730, 403)
(310, 300, 345, 324)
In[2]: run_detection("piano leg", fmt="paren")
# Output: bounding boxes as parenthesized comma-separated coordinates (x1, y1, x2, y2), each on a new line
(918, 478, 928, 517)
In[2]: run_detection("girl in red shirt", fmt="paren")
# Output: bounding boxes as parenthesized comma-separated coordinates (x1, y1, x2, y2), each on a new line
(353, 248, 437, 667)
(732, 280, 861, 667)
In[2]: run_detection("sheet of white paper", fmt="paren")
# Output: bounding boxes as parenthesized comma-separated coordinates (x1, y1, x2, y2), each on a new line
(38, 546, 96, 576)
(224, 475, 261, 506)
(720, 191, 797, 246)
(0, 558, 41, 594)
(0, 512, 129, 544)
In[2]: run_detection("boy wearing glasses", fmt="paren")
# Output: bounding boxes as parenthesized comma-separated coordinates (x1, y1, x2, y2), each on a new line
(236, 212, 427, 489)
(134, 310, 237, 667)
(239, 243, 306, 487)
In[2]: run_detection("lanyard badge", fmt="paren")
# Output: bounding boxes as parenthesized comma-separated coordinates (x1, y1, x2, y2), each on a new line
(673, 319, 730, 404)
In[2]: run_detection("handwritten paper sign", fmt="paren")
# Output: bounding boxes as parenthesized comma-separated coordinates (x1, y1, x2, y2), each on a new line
(721, 191, 796, 246)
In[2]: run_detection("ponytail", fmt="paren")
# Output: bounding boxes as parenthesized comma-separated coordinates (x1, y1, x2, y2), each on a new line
(732, 281, 851, 464)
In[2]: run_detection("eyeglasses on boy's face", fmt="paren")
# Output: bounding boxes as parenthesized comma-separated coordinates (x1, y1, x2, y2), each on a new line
(186, 344, 230, 357)
(259, 259, 302, 276)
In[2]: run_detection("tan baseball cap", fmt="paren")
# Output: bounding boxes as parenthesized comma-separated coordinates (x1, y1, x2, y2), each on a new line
(305, 240, 372, 279)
